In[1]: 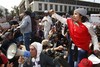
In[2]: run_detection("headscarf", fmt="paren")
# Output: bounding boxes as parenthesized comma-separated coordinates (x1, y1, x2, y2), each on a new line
(30, 42, 42, 67)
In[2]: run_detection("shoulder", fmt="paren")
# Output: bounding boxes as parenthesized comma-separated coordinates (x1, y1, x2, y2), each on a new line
(40, 52, 47, 57)
(83, 22, 93, 28)
(24, 16, 31, 20)
(40, 52, 53, 60)
(66, 18, 72, 21)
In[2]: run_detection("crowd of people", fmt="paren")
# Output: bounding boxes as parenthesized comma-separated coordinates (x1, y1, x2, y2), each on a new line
(0, 8, 100, 67)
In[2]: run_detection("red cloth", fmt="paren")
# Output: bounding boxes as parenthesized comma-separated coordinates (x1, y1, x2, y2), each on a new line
(67, 19, 91, 51)
(0, 54, 8, 64)
(78, 58, 93, 67)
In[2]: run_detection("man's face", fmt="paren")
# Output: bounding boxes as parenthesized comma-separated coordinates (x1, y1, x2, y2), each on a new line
(29, 45, 37, 58)
(19, 13, 24, 20)
(44, 13, 48, 16)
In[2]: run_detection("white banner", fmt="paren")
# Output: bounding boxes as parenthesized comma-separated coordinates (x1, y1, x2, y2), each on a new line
(90, 14, 100, 25)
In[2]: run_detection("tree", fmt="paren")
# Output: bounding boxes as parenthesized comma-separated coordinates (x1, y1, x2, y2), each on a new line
(0, 9, 3, 17)
(27, 6, 32, 13)
(12, 6, 19, 16)
(5, 9, 9, 19)
(10, 10, 15, 17)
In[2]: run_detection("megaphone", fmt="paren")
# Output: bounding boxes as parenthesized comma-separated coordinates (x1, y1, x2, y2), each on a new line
(7, 43, 30, 59)
(6, 43, 30, 59)
(6, 43, 17, 59)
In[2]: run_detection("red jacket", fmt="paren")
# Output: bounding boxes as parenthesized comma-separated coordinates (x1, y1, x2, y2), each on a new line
(67, 19, 91, 51)
(0, 53, 8, 64)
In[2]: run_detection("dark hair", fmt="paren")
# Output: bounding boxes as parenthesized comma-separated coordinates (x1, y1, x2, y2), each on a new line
(24, 11, 31, 16)
(0, 36, 3, 41)
(31, 12, 35, 18)
(80, 14, 89, 22)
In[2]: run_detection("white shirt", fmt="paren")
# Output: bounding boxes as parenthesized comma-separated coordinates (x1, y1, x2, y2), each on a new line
(41, 15, 52, 31)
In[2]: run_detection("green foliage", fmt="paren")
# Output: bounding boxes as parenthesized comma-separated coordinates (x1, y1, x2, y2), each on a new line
(10, 10, 16, 17)
(12, 6, 19, 16)
(0, 9, 3, 17)
(27, 6, 32, 13)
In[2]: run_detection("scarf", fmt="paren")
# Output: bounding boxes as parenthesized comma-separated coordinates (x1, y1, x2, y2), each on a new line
(32, 57, 41, 67)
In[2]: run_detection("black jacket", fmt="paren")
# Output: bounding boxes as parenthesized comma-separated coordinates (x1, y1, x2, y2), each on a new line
(19, 52, 55, 67)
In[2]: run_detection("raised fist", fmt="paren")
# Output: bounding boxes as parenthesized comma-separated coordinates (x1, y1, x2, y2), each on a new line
(48, 9, 55, 15)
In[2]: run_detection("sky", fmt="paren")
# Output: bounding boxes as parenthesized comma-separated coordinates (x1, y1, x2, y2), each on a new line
(0, 0, 22, 12)
(0, 0, 100, 12)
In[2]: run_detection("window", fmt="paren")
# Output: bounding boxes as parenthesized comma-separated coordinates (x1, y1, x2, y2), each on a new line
(91, 8, 92, 11)
(38, 3, 42, 10)
(69, 6, 71, 11)
(44, 4, 48, 10)
(55, 5, 58, 11)
(73, 6, 75, 10)
(49, 0, 55, 2)
(64, 6, 67, 12)
(60, 5, 62, 11)
(50, 4, 53, 9)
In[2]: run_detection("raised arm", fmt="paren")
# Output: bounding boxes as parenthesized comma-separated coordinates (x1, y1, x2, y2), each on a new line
(49, 10, 67, 25)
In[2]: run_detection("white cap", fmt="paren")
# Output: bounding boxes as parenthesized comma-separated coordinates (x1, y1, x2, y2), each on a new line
(44, 10, 48, 13)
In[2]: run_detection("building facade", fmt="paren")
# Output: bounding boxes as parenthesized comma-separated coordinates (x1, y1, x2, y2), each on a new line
(18, 0, 100, 17)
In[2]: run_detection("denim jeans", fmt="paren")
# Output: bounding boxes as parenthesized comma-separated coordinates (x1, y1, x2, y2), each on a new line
(16, 36, 23, 42)
(23, 32, 31, 50)
(68, 49, 88, 67)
